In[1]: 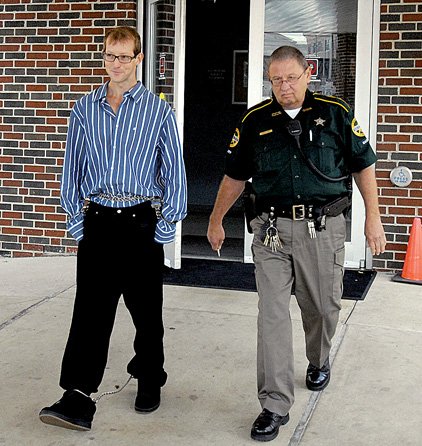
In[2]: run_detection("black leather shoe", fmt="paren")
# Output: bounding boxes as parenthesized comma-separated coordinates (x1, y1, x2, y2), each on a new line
(306, 358, 330, 391)
(39, 390, 96, 431)
(135, 386, 161, 413)
(251, 408, 289, 442)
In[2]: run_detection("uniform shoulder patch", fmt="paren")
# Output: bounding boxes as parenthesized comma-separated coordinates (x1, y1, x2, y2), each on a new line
(351, 117, 365, 137)
(230, 128, 240, 148)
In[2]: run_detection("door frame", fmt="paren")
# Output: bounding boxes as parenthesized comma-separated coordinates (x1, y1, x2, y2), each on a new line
(164, 0, 186, 269)
(245, 0, 381, 268)
(142, 0, 186, 269)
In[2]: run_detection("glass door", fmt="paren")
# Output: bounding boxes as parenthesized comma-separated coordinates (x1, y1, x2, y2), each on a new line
(246, 0, 380, 268)
(144, 0, 186, 268)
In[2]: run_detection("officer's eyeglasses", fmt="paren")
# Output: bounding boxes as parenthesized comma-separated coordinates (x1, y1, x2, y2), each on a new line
(270, 68, 308, 86)
(102, 52, 137, 64)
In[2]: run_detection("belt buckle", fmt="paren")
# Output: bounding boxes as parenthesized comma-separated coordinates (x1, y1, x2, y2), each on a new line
(292, 204, 305, 220)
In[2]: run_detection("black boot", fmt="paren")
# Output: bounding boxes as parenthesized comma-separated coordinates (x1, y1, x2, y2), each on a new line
(135, 372, 167, 414)
(135, 384, 161, 413)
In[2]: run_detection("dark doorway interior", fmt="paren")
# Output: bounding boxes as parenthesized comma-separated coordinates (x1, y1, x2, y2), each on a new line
(182, 0, 250, 261)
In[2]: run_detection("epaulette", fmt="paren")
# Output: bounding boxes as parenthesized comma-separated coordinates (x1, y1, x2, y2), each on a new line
(241, 97, 273, 123)
(313, 92, 351, 113)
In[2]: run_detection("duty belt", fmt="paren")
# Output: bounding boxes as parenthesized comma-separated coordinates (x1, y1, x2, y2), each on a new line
(258, 196, 351, 221)
(271, 204, 314, 221)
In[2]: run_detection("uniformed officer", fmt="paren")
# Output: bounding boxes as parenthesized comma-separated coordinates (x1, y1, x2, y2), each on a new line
(207, 46, 386, 442)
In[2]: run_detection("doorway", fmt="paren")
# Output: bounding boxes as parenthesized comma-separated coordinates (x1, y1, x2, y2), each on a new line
(181, 0, 250, 262)
(142, 0, 380, 269)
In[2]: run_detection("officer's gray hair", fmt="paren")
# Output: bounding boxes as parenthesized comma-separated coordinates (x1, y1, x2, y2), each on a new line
(268, 46, 309, 71)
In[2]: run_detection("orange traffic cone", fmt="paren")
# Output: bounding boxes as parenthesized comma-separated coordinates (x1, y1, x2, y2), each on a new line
(392, 217, 422, 285)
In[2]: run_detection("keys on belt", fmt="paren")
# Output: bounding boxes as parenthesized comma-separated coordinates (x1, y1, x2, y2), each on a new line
(262, 204, 318, 241)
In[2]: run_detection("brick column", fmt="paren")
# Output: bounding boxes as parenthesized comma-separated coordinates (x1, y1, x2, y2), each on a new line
(375, 0, 422, 271)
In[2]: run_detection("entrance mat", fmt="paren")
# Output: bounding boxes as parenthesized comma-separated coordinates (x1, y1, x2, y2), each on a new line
(341, 269, 377, 300)
(163, 258, 377, 300)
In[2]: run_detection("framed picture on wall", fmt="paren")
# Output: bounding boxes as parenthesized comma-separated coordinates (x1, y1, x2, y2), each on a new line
(232, 50, 248, 105)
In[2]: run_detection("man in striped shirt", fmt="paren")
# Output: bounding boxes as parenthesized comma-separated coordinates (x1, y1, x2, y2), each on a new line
(39, 26, 187, 431)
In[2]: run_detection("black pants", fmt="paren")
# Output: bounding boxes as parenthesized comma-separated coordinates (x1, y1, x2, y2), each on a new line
(59, 201, 166, 395)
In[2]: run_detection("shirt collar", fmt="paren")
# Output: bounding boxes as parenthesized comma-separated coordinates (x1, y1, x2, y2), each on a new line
(271, 88, 313, 111)
(91, 81, 146, 103)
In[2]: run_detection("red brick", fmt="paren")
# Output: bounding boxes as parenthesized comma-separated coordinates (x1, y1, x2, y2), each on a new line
(23, 229, 44, 236)
(400, 87, 422, 95)
(22, 244, 44, 252)
(380, 32, 400, 40)
(381, 188, 409, 197)
(385, 78, 412, 86)
(388, 207, 417, 216)
(403, 13, 422, 21)
(381, 134, 411, 142)
(13, 252, 35, 258)
(45, 230, 66, 237)
(3, 211, 23, 219)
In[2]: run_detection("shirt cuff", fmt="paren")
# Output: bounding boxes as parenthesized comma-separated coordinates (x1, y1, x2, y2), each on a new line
(154, 219, 176, 244)
(67, 214, 84, 242)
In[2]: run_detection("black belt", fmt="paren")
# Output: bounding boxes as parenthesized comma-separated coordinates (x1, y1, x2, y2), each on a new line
(261, 204, 317, 220)
(257, 196, 351, 221)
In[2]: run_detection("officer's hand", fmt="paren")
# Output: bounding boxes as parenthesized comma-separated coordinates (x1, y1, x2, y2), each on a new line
(365, 217, 387, 256)
(207, 220, 225, 252)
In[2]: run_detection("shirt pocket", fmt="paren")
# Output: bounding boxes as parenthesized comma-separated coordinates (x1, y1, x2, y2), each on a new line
(305, 129, 342, 176)
(254, 136, 289, 175)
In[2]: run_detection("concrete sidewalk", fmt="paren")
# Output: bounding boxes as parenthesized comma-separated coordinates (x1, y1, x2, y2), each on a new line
(0, 255, 421, 445)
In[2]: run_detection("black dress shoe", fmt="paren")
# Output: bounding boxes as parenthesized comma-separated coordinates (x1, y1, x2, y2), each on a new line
(251, 408, 289, 442)
(306, 358, 330, 391)
(39, 390, 96, 431)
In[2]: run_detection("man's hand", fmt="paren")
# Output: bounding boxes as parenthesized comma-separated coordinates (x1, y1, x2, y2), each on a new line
(353, 165, 387, 256)
(207, 219, 225, 252)
(206, 175, 246, 253)
(365, 215, 387, 256)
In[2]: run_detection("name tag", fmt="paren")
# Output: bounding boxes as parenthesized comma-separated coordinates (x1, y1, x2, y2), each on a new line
(259, 129, 273, 136)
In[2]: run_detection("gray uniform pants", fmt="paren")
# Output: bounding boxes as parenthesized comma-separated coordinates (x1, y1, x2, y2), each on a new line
(250, 213, 346, 416)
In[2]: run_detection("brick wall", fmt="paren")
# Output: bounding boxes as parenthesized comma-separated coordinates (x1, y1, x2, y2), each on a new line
(0, 0, 136, 257)
(153, 0, 176, 105)
(335, 34, 356, 108)
(375, 0, 422, 271)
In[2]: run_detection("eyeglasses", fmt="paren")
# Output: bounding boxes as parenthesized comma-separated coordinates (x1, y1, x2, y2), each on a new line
(270, 68, 308, 86)
(102, 52, 137, 64)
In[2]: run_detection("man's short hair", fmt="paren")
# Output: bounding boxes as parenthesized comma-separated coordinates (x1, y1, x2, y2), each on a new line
(103, 26, 142, 56)
(268, 46, 309, 71)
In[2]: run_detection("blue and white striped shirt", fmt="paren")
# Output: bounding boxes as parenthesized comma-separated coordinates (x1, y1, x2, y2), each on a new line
(60, 81, 187, 244)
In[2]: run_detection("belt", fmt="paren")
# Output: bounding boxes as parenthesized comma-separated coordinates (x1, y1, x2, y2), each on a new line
(257, 196, 351, 221)
(264, 204, 316, 221)
(96, 192, 161, 203)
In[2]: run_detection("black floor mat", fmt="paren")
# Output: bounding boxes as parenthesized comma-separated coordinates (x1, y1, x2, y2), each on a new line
(163, 258, 377, 300)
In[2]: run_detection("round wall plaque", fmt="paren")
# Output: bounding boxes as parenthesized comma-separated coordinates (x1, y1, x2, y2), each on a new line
(390, 166, 412, 187)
